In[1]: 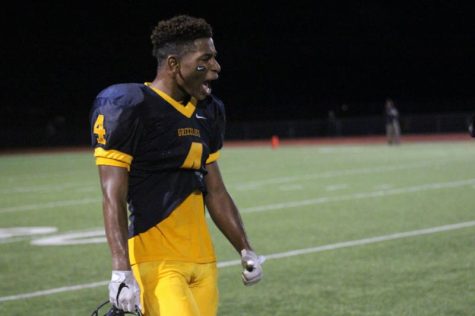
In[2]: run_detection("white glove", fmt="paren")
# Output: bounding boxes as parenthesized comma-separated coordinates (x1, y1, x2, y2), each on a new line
(241, 249, 265, 286)
(109, 270, 140, 312)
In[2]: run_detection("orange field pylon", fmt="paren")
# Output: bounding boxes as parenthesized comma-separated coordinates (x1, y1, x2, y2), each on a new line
(271, 135, 280, 149)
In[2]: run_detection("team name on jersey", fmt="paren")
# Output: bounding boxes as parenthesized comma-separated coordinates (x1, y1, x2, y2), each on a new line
(178, 128, 201, 137)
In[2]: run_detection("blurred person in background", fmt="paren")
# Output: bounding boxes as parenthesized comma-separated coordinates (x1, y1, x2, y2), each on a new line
(468, 114, 475, 137)
(384, 98, 401, 145)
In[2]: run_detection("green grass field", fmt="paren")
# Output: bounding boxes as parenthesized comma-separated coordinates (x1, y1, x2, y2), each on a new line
(1, 139, 475, 315)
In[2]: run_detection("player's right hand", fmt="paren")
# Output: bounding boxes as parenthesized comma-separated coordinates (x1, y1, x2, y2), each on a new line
(240, 249, 265, 286)
(108, 270, 140, 312)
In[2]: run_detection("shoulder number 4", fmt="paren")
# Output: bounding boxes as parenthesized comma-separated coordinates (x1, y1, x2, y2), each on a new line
(93, 114, 107, 145)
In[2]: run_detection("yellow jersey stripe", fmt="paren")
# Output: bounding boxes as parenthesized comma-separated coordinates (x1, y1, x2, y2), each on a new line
(96, 157, 130, 170)
(94, 148, 133, 170)
(206, 151, 220, 164)
(128, 191, 216, 264)
(145, 82, 196, 118)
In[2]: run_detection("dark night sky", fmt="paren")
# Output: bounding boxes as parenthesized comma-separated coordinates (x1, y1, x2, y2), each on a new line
(2, 1, 475, 134)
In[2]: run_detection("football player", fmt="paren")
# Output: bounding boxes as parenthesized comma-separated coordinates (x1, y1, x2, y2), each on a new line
(469, 115, 475, 137)
(384, 98, 401, 145)
(90, 15, 263, 316)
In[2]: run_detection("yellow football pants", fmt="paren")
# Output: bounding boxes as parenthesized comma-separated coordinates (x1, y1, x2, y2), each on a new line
(132, 260, 218, 316)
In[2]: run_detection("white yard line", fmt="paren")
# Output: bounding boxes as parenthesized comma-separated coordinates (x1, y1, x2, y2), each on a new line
(231, 161, 447, 191)
(1, 220, 474, 303)
(0, 281, 109, 303)
(0, 183, 85, 194)
(2, 178, 474, 215)
(0, 160, 450, 196)
(240, 178, 475, 214)
(0, 169, 89, 183)
(0, 198, 100, 214)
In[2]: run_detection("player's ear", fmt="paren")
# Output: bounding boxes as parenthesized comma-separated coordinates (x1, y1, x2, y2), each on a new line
(167, 56, 180, 73)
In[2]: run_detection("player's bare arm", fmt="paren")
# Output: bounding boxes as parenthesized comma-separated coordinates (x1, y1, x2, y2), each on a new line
(98, 165, 140, 311)
(205, 161, 264, 285)
(204, 161, 251, 252)
(98, 165, 130, 270)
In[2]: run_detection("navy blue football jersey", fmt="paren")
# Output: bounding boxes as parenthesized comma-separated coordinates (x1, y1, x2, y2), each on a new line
(90, 83, 225, 237)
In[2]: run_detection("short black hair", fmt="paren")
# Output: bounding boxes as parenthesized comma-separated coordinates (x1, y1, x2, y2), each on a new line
(151, 15, 213, 66)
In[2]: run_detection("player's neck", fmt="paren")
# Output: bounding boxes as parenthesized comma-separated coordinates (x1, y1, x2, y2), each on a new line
(150, 78, 190, 105)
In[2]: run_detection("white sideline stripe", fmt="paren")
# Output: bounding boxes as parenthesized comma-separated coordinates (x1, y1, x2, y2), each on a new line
(0, 198, 100, 214)
(0, 183, 84, 194)
(1, 169, 87, 183)
(0, 281, 108, 303)
(0, 160, 453, 212)
(1, 220, 474, 303)
(2, 177, 475, 215)
(240, 178, 475, 213)
(263, 220, 475, 261)
(217, 221, 475, 267)
(231, 161, 446, 190)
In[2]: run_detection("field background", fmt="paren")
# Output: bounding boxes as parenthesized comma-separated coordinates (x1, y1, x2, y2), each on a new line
(1, 136, 474, 315)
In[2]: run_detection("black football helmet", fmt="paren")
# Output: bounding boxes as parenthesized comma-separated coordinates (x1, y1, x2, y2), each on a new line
(91, 301, 142, 316)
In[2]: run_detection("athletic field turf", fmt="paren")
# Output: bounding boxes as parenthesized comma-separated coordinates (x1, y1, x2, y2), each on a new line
(1, 137, 474, 315)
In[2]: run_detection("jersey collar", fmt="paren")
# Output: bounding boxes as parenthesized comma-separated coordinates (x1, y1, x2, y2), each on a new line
(145, 82, 197, 118)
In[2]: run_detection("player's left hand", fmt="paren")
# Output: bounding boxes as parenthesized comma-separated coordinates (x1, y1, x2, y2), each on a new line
(240, 249, 265, 286)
